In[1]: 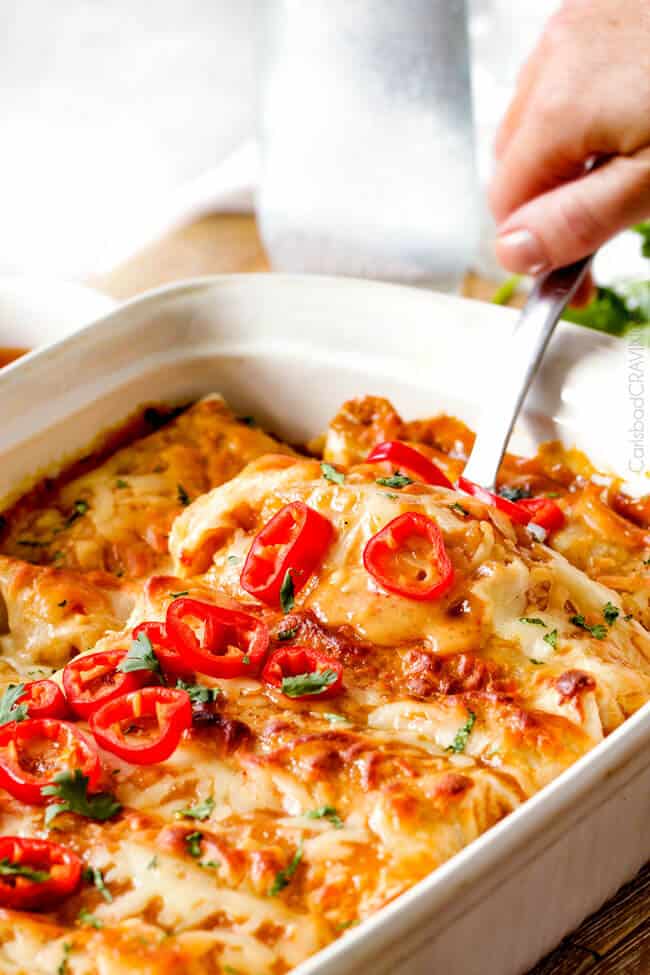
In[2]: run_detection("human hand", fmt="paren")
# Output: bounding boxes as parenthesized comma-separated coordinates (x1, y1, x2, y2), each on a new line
(489, 0, 650, 279)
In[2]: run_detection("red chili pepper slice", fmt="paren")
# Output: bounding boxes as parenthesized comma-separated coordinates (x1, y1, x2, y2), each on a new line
(262, 646, 344, 700)
(0, 836, 82, 910)
(240, 501, 334, 607)
(165, 598, 269, 678)
(0, 719, 101, 804)
(363, 512, 455, 601)
(457, 477, 531, 525)
(132, 620, 194, 681)
(16, 680, 69, 720)
(366, 441, 453, 488)
(90, 686, 192, 765)
(63, 648, 152, 719)
(516, 497, 566, 533)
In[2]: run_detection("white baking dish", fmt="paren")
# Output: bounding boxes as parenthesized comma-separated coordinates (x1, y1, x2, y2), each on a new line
(0, 274, 648, 975)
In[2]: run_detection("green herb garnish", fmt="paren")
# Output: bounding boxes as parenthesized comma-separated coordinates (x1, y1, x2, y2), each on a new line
(323, 712, 348, 724)
(117, 631, 161, 675)
(491, 274, 522, 306)
(42, 770, 121, 826)
(321, 462, 345, 485)
(306, 805, 343, 829)
(185, 831, 203, 858)
(64, 499, 89, 527)
(176, 679, 220, 705)
(543, 629, 558, 650)
(269, 844, 303, 896)
(83, 866, 112, 902)
(280, 570, 295, 613)
(529, 659, 544, 666)
(0, 683, 28, 726)
(77, 908, 103, 929)
(0, 857, 49, 883)
(177, 484, 191, 506)
(281, 669, 337, 698)
(57, 942, 72, 975)
(376, 472, 413, 489)
(169, 590, 189, 599)
(570, 615, 608, 639)
(175, 796, 215, 821)
(277, 623, 299, 642)
(57, 599, 67, 608)
(449, 502, 469, 517)
(116, 479, 129, 489)
(603, 601, 619, 625)
(446, 710, 476, 754)
(498, 485, 531, 502)
(519, 617, 546, 626)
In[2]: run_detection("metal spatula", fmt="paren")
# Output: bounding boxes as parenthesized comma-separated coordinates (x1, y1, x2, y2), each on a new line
(462, 256, 593, 491)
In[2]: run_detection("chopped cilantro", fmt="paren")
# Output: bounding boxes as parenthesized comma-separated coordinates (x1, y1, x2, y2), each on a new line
(169, 590, 189, 599)
(570, 615, 607, 640)
(115, 479, 129, 489)
(323, 712, 348, 724)
(176, 679, 220, 705)
(57, 599, 67, 608)
(306, 805, 343, 829)
(643, 558, 650, 567)
(42, 770, 121, 826)
(543, 629, 558, 650)
(83, 866, 112, 902)
(498, 485, 531, 502)
(623, 614, 634, 621)
(175, 796, 215, 821)
(449, 502, 469, 516)
(281, 669, 338, 698)
(64, 499, 89, 527)
(446, 710, 476, 754)
(633, 221, 650, 258)
(603, 601, 620, 625)
(0, 683, 28, 726)
(529, 659, 545, 666)
(491, 274, 522, 306)
(77, 908, 103, 929)
(185, 831, 203, 858)
(321, 462, 345, 485)
(224, 967, 242, 975)
(277, 623, 299, 642)
(242, 655, 251, 666)
(269, 843, 303, 896)
(147, 856, 159, 870)
(0, 857, 49, 883)
(57, 942, 72, 975)
(376, 471, 413, 489)
(227, 555, 240, 565)
(117, 631, 161, 675)
(177, 484, 191, 506)
(199, 859, 219, 870)
(280, 570, 295, 614)
(519, 617, 546, 626)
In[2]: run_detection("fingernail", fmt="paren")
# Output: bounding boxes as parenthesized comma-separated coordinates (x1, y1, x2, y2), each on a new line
(495, 229, 548, 275)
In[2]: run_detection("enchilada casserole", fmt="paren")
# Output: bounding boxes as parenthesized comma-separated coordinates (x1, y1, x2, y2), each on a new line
(0, 394, 647, 975)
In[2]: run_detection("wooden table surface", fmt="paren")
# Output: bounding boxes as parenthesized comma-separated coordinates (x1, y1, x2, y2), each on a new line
(97, 213, 650, 975)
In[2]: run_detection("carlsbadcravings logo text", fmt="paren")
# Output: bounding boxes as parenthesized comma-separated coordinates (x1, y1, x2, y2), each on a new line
(627, 328, 646, 476)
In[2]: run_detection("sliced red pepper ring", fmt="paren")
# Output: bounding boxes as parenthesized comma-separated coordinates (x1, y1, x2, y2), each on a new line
(90, 686, 192, 765)
(363, 512, 455, 601)
(457, 477, 531, 525)
(240, 501, 334, 608)
(0, 836, 82, 910)
(366, 441, 453, 488)
(16, 680, 69, 721)
(165, 598, 269, 678)
(262, 646, 344, 700)
(63, 648, 152, 720)
(132, 620, 194, 681)
(516, 497, 566, 533)
(0, 719, 101, 805)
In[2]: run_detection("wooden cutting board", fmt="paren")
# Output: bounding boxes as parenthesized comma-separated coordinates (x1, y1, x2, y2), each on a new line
(96, 212, 650, 975)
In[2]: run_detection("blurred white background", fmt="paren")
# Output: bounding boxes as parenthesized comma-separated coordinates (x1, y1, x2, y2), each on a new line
(6, 0, 640, 285)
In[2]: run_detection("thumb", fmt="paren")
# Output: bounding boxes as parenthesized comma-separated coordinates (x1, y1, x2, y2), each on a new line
(494, 149, 650, 274)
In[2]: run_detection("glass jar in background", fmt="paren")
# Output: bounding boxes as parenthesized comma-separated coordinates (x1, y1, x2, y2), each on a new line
(258, 0, 479, 293)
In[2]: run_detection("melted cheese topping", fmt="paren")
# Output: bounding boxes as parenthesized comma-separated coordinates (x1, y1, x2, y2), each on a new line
(0, 395, 647, 975)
